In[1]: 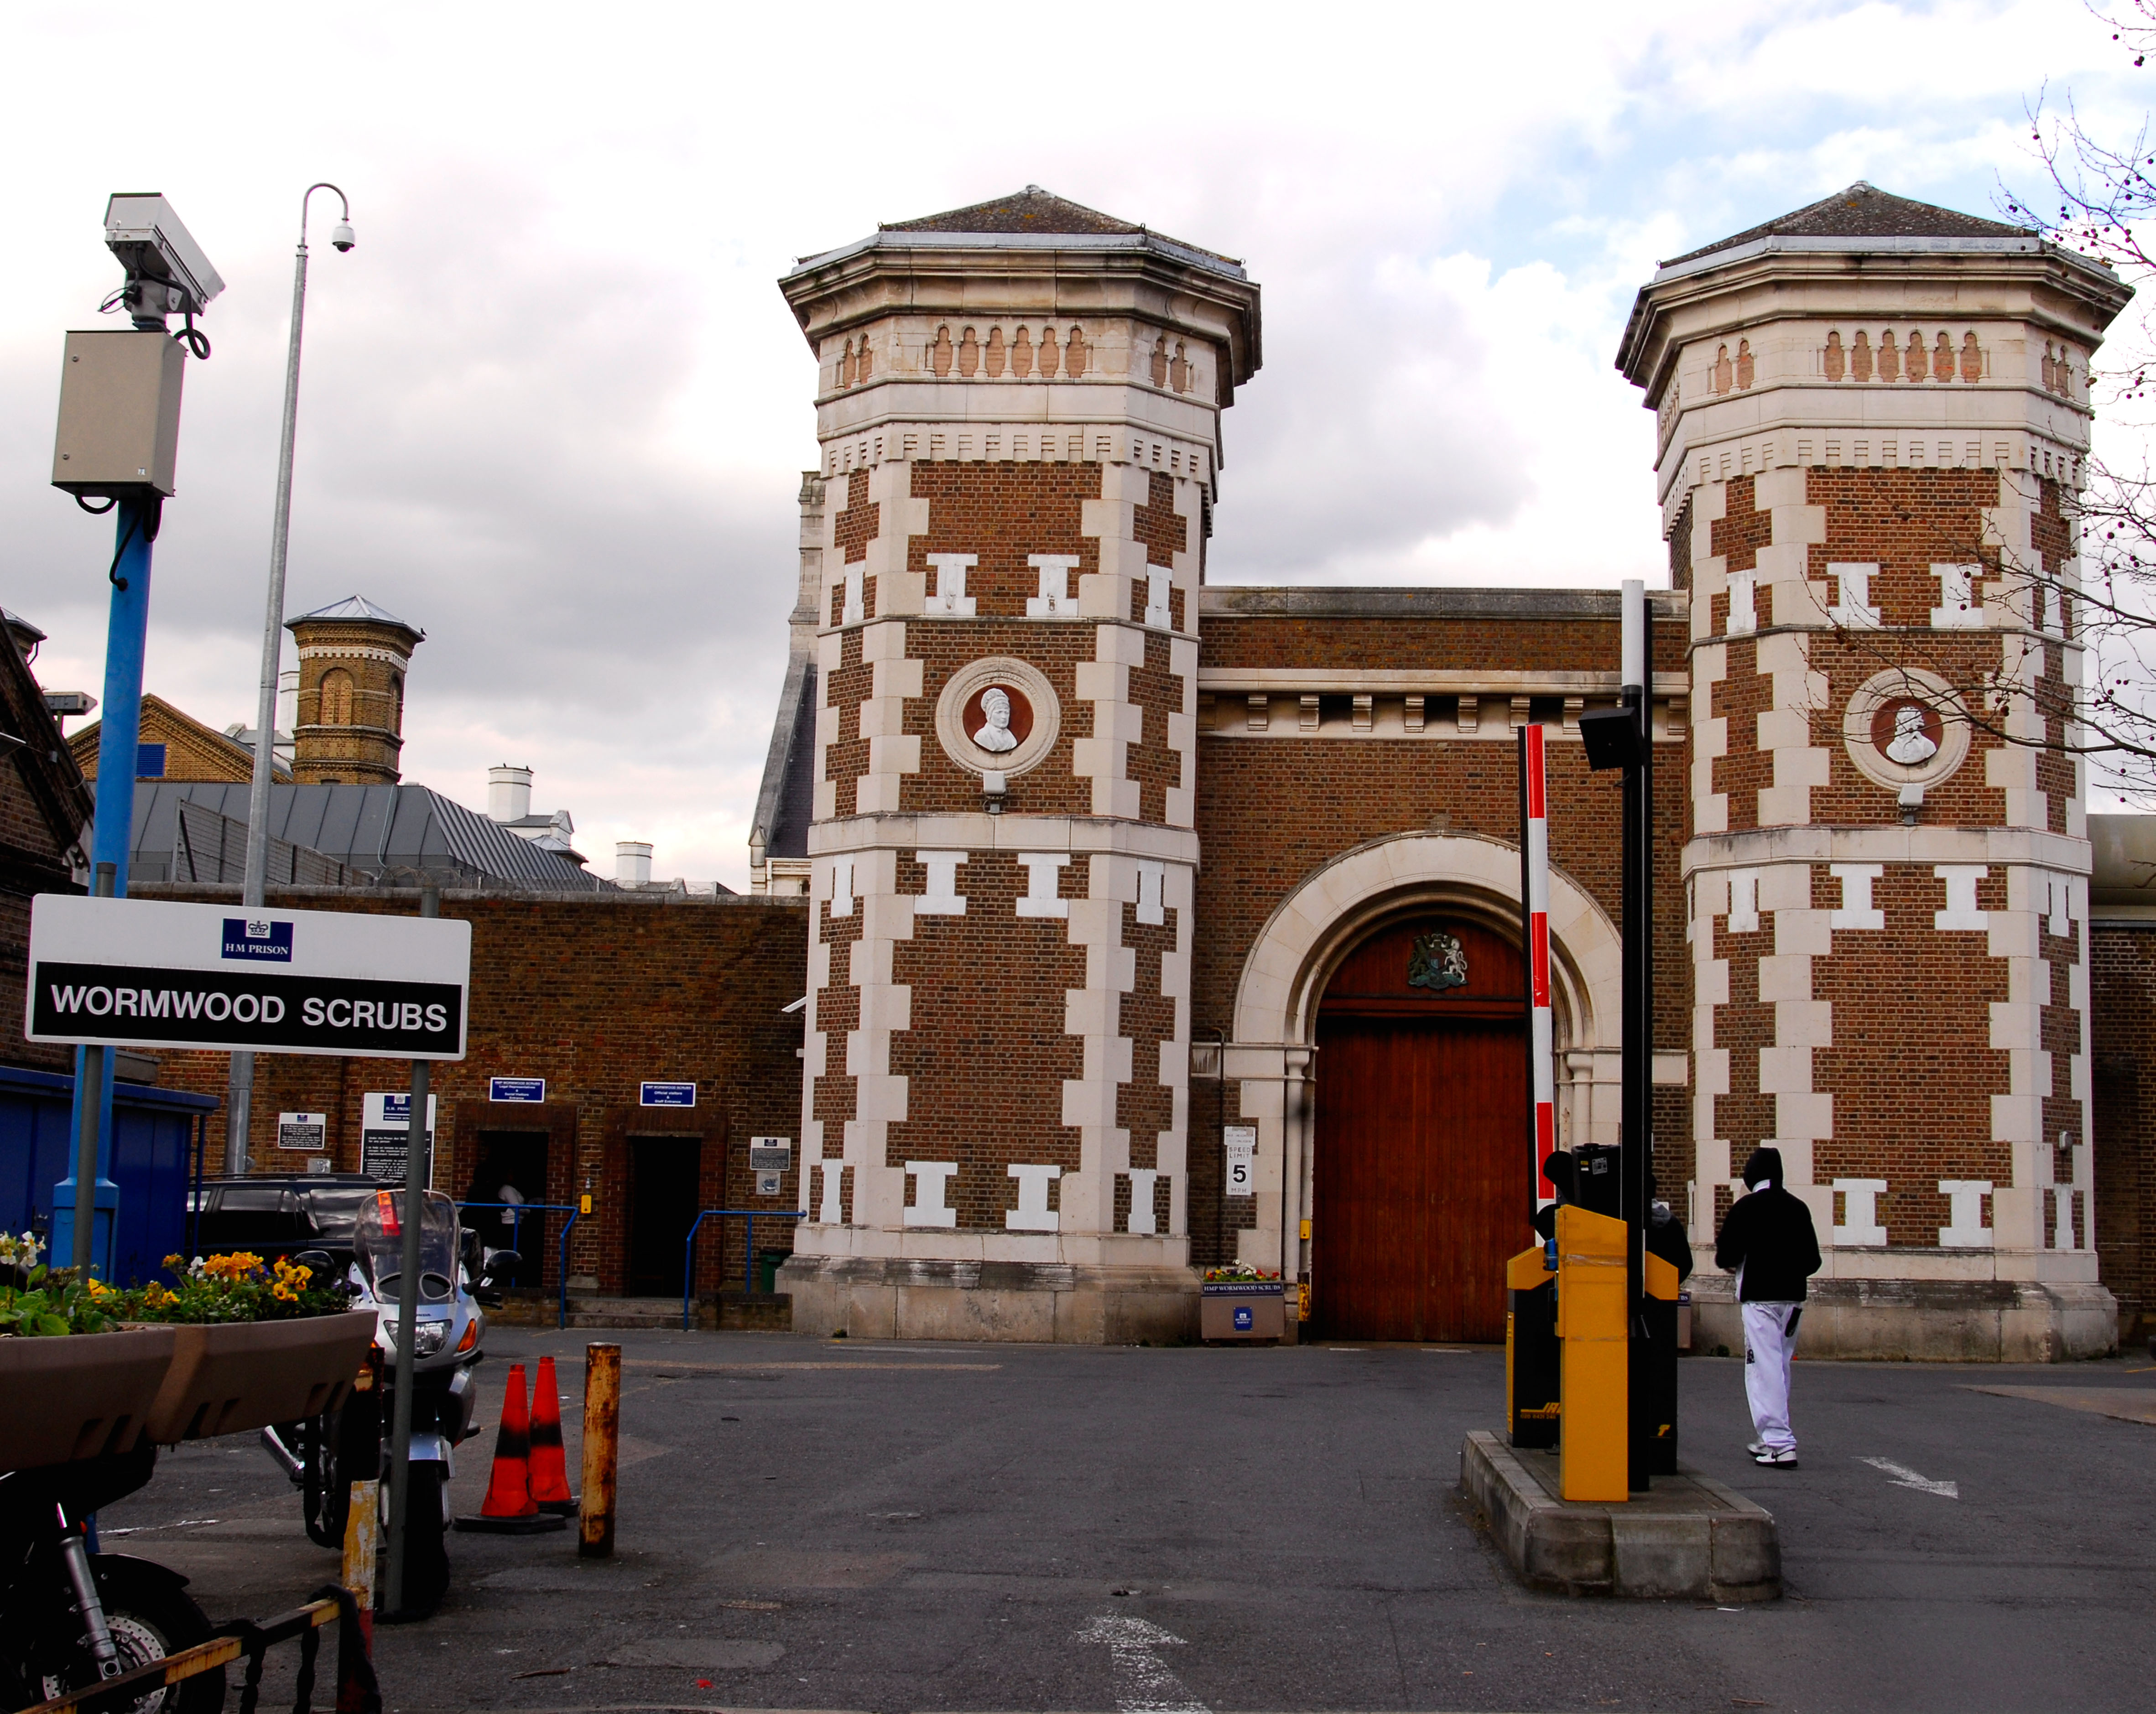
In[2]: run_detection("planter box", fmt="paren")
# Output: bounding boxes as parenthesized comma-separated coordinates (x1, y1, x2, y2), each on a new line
(0, 1328, 178, 1470)
(1201, 1282, 1285, 1341)
(145, 1310, 377, 1444)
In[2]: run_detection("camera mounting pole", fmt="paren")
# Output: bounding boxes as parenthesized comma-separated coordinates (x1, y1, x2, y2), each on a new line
(50, 193, 222, 1278)
(228, 182, 356, 1179)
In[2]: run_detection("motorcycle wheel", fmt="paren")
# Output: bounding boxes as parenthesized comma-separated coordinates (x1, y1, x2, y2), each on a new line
(387, 1462, 451, 1618)
(301, 1409, 349, 1549)
(36, 1557, 224, 1714)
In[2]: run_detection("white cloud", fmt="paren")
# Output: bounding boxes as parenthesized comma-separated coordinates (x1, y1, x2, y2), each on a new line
(1, 0, 2148, 884)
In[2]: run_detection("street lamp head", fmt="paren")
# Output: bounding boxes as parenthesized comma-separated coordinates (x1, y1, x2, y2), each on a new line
(329, 220, 356, 253)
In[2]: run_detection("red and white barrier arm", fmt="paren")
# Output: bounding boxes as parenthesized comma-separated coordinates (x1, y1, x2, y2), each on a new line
(1524, 722, 1556, 1202)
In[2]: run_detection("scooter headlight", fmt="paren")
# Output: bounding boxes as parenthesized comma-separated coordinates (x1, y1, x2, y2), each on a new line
(385, 1320, 451, 1358)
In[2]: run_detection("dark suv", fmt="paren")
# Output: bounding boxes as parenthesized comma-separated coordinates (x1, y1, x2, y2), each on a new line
(186, 1174, 390, 1271)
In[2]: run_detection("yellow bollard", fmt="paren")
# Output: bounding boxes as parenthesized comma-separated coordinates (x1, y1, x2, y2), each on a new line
(342, 1478, 379, 1610)
(1555, 1205, 1629, 1502)
(579, 1343, 620, 1558)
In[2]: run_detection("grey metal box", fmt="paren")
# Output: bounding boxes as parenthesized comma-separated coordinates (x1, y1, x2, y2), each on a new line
(52, 330, 186, 497)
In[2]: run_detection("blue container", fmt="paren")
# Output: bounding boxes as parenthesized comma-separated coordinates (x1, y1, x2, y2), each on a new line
(0, 1065, 218, 1285)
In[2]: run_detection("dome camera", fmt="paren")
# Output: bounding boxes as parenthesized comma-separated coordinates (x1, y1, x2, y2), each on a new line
(329, 220, 356, 253)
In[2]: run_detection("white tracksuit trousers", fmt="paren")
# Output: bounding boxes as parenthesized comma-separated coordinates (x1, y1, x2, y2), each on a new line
(1742, 1300, 1802, 1453)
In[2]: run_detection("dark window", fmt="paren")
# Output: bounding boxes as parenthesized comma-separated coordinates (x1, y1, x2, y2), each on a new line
(136, 743, 167, 778)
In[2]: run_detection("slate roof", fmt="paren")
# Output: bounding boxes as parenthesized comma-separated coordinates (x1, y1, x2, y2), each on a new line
(874, 186, 1241, 268)
(127, 781, 604, 892)
(884, 186, 1146, 237)
(1661, 182, 2033, 269)
(286, 594, 423, 638)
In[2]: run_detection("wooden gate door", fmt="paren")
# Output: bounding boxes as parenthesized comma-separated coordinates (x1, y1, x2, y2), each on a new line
(1311, 917, 1528, 1343)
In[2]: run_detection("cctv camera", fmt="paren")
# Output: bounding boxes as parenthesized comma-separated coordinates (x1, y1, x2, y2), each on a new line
(329, 220, 355, 253)
(104, 193, 224, 317)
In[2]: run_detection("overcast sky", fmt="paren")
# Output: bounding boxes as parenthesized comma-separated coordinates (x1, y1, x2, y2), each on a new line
(2, 2, 2147, 887)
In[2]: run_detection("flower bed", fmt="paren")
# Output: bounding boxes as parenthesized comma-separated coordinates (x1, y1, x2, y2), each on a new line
(2, 1241, 375, 1462)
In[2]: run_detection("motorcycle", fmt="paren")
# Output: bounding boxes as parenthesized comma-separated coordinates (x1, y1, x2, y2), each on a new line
(0, 1444, 222, 1713)
(259, 1189, 509, 1618)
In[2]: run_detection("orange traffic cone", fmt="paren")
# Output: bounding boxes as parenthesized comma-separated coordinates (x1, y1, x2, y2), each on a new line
(528, 1355, 577, 1515)
(454, 1361, 566, 1534)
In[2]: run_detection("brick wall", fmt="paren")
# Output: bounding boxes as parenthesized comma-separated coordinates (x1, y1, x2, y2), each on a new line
(139, 886, 808, 1295)
(2093, 924, 2156, 1335)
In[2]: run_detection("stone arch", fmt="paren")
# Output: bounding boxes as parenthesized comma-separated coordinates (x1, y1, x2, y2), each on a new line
(1231, 830, 1620, 1057)
(1222, 831, 1624, 1285)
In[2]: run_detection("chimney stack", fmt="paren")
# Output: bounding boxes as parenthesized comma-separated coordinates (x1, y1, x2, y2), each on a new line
(616, 841, 653, 888)
(488, 765, 533, 822)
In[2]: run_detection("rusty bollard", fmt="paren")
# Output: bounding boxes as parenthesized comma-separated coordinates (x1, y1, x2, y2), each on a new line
(579, 1342, 620, 1558)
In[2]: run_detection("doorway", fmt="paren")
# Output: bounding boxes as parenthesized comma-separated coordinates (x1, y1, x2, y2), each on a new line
(626, 1134, 702, 1297)
(462, 1130, 550, 1287)
(1311, 914, 1528, 1343)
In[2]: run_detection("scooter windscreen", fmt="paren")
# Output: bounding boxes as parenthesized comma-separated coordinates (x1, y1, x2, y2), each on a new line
(354, 1188, 459, 1303)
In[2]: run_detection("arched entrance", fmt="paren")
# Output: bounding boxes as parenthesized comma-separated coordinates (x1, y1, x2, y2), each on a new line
(1226, 832, 1624, 1344)
(1312, 914, 1527, 1342)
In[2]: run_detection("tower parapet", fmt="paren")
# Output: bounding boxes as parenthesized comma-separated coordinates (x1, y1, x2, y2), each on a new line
(1620, 182, 2133, 1358)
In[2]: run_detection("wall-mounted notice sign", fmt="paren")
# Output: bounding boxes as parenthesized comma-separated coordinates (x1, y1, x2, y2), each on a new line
(27, 896, 470, 1060)
(489, 1077, 546, 1103)
(361, 1091, 437, 1186)
(750, 1136, 792, 1195)
(639, 1081, 696, 1108)
(1224, 1125, 1257, 1197)
(277, 1112, 327, 1151)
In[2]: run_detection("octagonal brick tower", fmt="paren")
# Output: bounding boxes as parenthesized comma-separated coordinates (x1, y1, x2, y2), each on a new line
(1620, 183, 2132, 1359)
(774, 188, 1262, 1341)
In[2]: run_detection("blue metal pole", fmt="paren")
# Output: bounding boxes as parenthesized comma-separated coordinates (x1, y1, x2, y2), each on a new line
(58, 499, 156, 1276)
(745, 1211, 755, 1297)
(557, 1208, 579, 1330)
(683, 1211, 711, 1332)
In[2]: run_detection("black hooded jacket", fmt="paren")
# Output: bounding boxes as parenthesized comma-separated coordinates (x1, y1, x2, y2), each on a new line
(1713, 1148, 1822, 1303)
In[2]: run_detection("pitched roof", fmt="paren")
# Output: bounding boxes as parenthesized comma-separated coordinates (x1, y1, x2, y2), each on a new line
(286, 594, 423, 637)
(883, 186, 1145, 237)
(68, 693, 287, 785)
(876, 185, 1239, 267)
(128, 780, 605, 893)
(1661, 181, 2033, 269)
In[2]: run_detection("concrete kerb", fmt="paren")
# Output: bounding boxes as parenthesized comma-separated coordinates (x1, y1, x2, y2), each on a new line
(1459, 1429, 1781, 1602)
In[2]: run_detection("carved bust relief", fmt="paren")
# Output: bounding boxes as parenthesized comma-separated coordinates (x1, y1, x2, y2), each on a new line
(1842, 670, 1969, 794)
(934, 657, 1060, 779)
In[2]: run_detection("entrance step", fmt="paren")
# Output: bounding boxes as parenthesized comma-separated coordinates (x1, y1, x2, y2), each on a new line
(1459, 1430, 1780, 1601)
(561, 1296, 692, 1329)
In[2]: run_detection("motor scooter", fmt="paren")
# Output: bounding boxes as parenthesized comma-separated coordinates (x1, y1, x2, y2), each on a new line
(0, 1444, 221, 1713)
(259, 1189, 505, 1618)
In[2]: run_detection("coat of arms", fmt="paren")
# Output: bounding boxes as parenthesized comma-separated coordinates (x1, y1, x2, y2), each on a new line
(1407, 930, 1468, 993)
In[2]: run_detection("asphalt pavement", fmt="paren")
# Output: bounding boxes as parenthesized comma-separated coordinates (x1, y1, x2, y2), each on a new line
(97, 1327, 2156, 1714)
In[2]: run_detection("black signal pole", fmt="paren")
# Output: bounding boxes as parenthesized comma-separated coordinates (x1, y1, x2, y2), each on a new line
(1619, 582, 1653, 1492)
(1579, 578, 1654, 1491)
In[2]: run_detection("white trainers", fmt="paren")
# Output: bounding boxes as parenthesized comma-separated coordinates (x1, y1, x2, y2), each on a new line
(1746, 1440, 1768, 1456)
(1752, 1446, 1798, 1467)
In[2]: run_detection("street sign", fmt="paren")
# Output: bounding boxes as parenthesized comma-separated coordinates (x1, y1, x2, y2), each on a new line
(362, 1091, 437, 1185)
(1224, 1125, 1256, 1196)
(640, 1080, 695, 1108)
(277, 1111, 327, 1151)
(490, 1077, 546, 1103)
(27, 895, 470, 1060)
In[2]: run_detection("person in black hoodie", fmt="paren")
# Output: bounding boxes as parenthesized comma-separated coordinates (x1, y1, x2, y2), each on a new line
(1713, 1147, 1821, 1467)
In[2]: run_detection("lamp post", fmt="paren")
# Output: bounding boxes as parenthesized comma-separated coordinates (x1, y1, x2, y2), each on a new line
(226, 183, 354, 1175)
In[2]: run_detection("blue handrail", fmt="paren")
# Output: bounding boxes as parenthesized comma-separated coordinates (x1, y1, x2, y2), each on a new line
(457, 1201, 581, 1329)
(682, 1209, 805, 1331)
